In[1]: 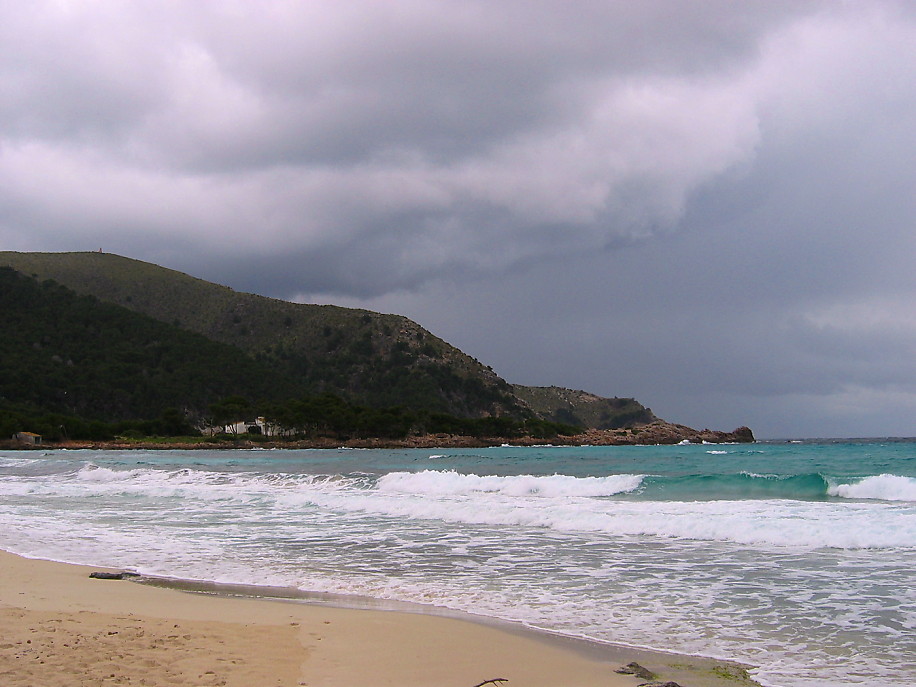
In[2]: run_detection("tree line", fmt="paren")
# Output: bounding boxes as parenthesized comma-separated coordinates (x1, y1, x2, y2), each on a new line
(3, 393, 579, 443)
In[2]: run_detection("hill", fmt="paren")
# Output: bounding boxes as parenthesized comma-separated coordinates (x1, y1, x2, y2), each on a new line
(0, 251, 523, 418)
(511, 385, 656, 429)
(0, 251, 754, 443)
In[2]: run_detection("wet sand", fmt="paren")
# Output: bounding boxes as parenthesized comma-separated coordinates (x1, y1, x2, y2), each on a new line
(0, 550, 760, 686)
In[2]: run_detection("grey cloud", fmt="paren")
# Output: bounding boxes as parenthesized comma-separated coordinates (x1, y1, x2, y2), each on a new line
(1, 1, 914, 437)
(0, 2, 813, 276)
(0, 4, 174, 141)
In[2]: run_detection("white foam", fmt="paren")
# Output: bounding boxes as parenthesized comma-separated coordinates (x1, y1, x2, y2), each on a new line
(287, 474, 916, 550)
(829, 474, 916, 502)
(76, 464, 147, 482)
(5, 466, 913, 550)
(0, 455, 41, 467)
(375, 470, 644, 497)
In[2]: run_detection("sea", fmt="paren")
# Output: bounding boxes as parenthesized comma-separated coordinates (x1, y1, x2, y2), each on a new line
(0, 440, 913, 687)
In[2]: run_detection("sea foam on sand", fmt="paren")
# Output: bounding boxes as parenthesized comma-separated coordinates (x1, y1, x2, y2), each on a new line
(0, 549, 759, 687)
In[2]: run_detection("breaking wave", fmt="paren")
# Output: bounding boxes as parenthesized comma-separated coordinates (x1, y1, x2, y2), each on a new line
(376, 470, 644, 497)
(828, 474, 916, 502)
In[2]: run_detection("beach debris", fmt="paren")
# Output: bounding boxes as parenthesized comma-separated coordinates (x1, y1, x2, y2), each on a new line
(88, 571, 141, 580)
(472, 679, 508, 687)
(615, 662, 656, 680)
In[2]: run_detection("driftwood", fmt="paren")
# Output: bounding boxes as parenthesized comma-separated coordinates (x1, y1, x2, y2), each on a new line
(472, 680, 508, 687)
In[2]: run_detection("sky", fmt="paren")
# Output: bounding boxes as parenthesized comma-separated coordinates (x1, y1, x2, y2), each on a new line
(2, 1, 915, 438)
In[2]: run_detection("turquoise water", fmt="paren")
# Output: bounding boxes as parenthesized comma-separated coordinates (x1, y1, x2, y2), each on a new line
(0, 440, 914, 686)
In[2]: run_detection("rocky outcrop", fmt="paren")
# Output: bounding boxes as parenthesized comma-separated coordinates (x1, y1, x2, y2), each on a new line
(564, 421, 755, 446)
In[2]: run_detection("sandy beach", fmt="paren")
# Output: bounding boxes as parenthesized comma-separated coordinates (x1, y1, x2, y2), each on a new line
(0, 550, 761, 687)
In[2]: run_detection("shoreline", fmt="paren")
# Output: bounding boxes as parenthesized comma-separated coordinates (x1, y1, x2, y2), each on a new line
(0, 421, 755, 452)
(0, 549, 763, 687)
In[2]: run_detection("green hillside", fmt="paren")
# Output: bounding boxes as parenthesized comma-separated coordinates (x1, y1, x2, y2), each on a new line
(511, 385, 656, 429)
(0, 251, 524, 418)
(0, 266, 306, 435)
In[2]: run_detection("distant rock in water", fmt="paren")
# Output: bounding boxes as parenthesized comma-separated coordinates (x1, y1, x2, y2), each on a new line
(730, 426, 755, 442)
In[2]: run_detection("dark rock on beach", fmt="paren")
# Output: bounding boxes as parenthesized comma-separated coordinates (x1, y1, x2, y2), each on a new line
(615, 661, 656, 679)
(88, 571, 140, 580)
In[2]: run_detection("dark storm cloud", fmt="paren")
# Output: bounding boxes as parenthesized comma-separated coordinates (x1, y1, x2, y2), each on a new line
(0, 0, 786, 270)
(1, 1, 914, 436)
